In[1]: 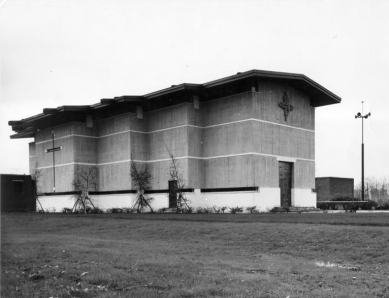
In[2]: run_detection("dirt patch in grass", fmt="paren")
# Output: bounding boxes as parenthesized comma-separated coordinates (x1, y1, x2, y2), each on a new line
(2, 213, 389, 297)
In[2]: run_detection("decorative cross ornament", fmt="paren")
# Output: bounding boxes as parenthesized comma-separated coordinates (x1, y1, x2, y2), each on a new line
(45, 130, 62, 192)
(279, 92, 294, 121)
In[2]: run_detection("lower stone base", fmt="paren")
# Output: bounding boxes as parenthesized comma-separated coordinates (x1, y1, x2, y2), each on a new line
(37, 188, 316, 212)
(185, 188, 280, 212)
(292, 188, 317, 208)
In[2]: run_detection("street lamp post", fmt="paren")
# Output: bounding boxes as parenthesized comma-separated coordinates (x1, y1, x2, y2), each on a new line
(355, 102, 371, 201)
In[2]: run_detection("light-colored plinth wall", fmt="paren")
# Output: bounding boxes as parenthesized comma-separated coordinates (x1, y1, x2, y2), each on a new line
(38, 188, 282, 212)
(291, 188, 317, 207)
(38, 195, 75, 212)
(185, 188, 280, 211)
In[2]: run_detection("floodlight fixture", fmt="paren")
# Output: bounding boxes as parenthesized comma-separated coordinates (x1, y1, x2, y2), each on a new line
(355, 102, 371, 201)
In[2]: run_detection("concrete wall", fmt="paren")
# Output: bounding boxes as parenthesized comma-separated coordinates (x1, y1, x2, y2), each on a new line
(33, 122, 97, 193)
(255, 81, 315, 130)
(98, 163, 131, 191)
(294, 160, 315, 189)
(200, 93, 255, 126)
(38, 165, 75, 193)
(31, 81, 316, 209)
(29, 142, 36, 175)
(146, 103, 190, 131)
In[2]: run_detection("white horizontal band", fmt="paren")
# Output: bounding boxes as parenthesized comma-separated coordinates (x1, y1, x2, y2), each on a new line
(37, 162, 97, 170)
(35, 118, 314, 145)
(36, 153, 314, 169)
(35, 134, 97, 145)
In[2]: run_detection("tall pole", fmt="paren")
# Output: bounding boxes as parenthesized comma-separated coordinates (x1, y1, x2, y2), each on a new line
(361, 102, 364, 201)
(355, 102, 370, 201)
(52, 130, 56, 193)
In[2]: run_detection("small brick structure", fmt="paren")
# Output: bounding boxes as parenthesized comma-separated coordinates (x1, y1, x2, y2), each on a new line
(0, 174, 36, 212)
(315, 177, 354, 201)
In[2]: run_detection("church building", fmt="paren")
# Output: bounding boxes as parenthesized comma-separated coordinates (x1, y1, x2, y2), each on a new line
(9, 70, 341, 211)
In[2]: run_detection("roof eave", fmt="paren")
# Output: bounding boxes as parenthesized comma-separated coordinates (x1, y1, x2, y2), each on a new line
(144, 83, 202, 99)
(10, 131, 36, 139)
(204, 69, 341, 105)
(8, 69, 342, 137)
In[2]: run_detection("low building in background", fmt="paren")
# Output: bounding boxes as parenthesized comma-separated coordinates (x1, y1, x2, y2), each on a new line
(0, 174, 36, 212)
(316, 177, 354, 201)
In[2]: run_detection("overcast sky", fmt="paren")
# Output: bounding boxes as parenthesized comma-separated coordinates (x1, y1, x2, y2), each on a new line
(1, 0, 388, 184)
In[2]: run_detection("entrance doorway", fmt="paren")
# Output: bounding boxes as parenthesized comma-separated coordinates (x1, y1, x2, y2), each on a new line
(279, 161, 292, 208)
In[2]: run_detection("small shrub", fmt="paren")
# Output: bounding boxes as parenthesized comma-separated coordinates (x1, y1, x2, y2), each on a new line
(340, 198, 359, 211)
(106, 208, 124, 213)
(122, 207, 135, 213)
(269, 207, 288, 213)
(343, 203, 359, 212)
(376, 202, 389, 210)
(212, 206, 221, 213)
(220, 206, 228, 214)
(204, 206, 213, 214)
(236, 206, 244, 213)
(183, 206, 194, 214)
(359, 200, 378, 210)
(317, 203, 329, 210)
(229, 206, 243, 214)
(43, 207, 56, 213)
(246, 206, 257, 213)
(89, 207, 104, 214)
(331, 197, 352, 210)
(62, 208, 73, 214)
(196, 207, 205, 214)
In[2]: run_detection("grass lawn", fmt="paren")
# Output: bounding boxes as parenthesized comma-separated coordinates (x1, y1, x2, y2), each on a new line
(1, 213, 389, 297)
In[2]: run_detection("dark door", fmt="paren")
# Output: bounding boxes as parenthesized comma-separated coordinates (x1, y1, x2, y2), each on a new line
(168, 180, 178, 208)
(279, 162, 292, 208)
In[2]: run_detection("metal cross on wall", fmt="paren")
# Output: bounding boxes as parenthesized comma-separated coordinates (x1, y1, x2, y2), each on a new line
(279, 92, 294, 121)
(45, 130, 62, 192)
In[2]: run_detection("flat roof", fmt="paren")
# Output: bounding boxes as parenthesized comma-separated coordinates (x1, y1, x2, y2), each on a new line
(316, 177, 354, 180)
(9, 69, 341, 139)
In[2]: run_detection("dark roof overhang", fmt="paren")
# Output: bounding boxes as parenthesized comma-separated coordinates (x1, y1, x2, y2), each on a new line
(9, 69, 341, 139)
(143, 83, 201, 99)
(203, 70, 341, 107)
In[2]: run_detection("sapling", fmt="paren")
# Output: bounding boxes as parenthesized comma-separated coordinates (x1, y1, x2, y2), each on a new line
(31, 162, 44, 212)
(161, 140, 190, 212)
(130, 153, 154, 213)
(72, 164, 98, 214)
